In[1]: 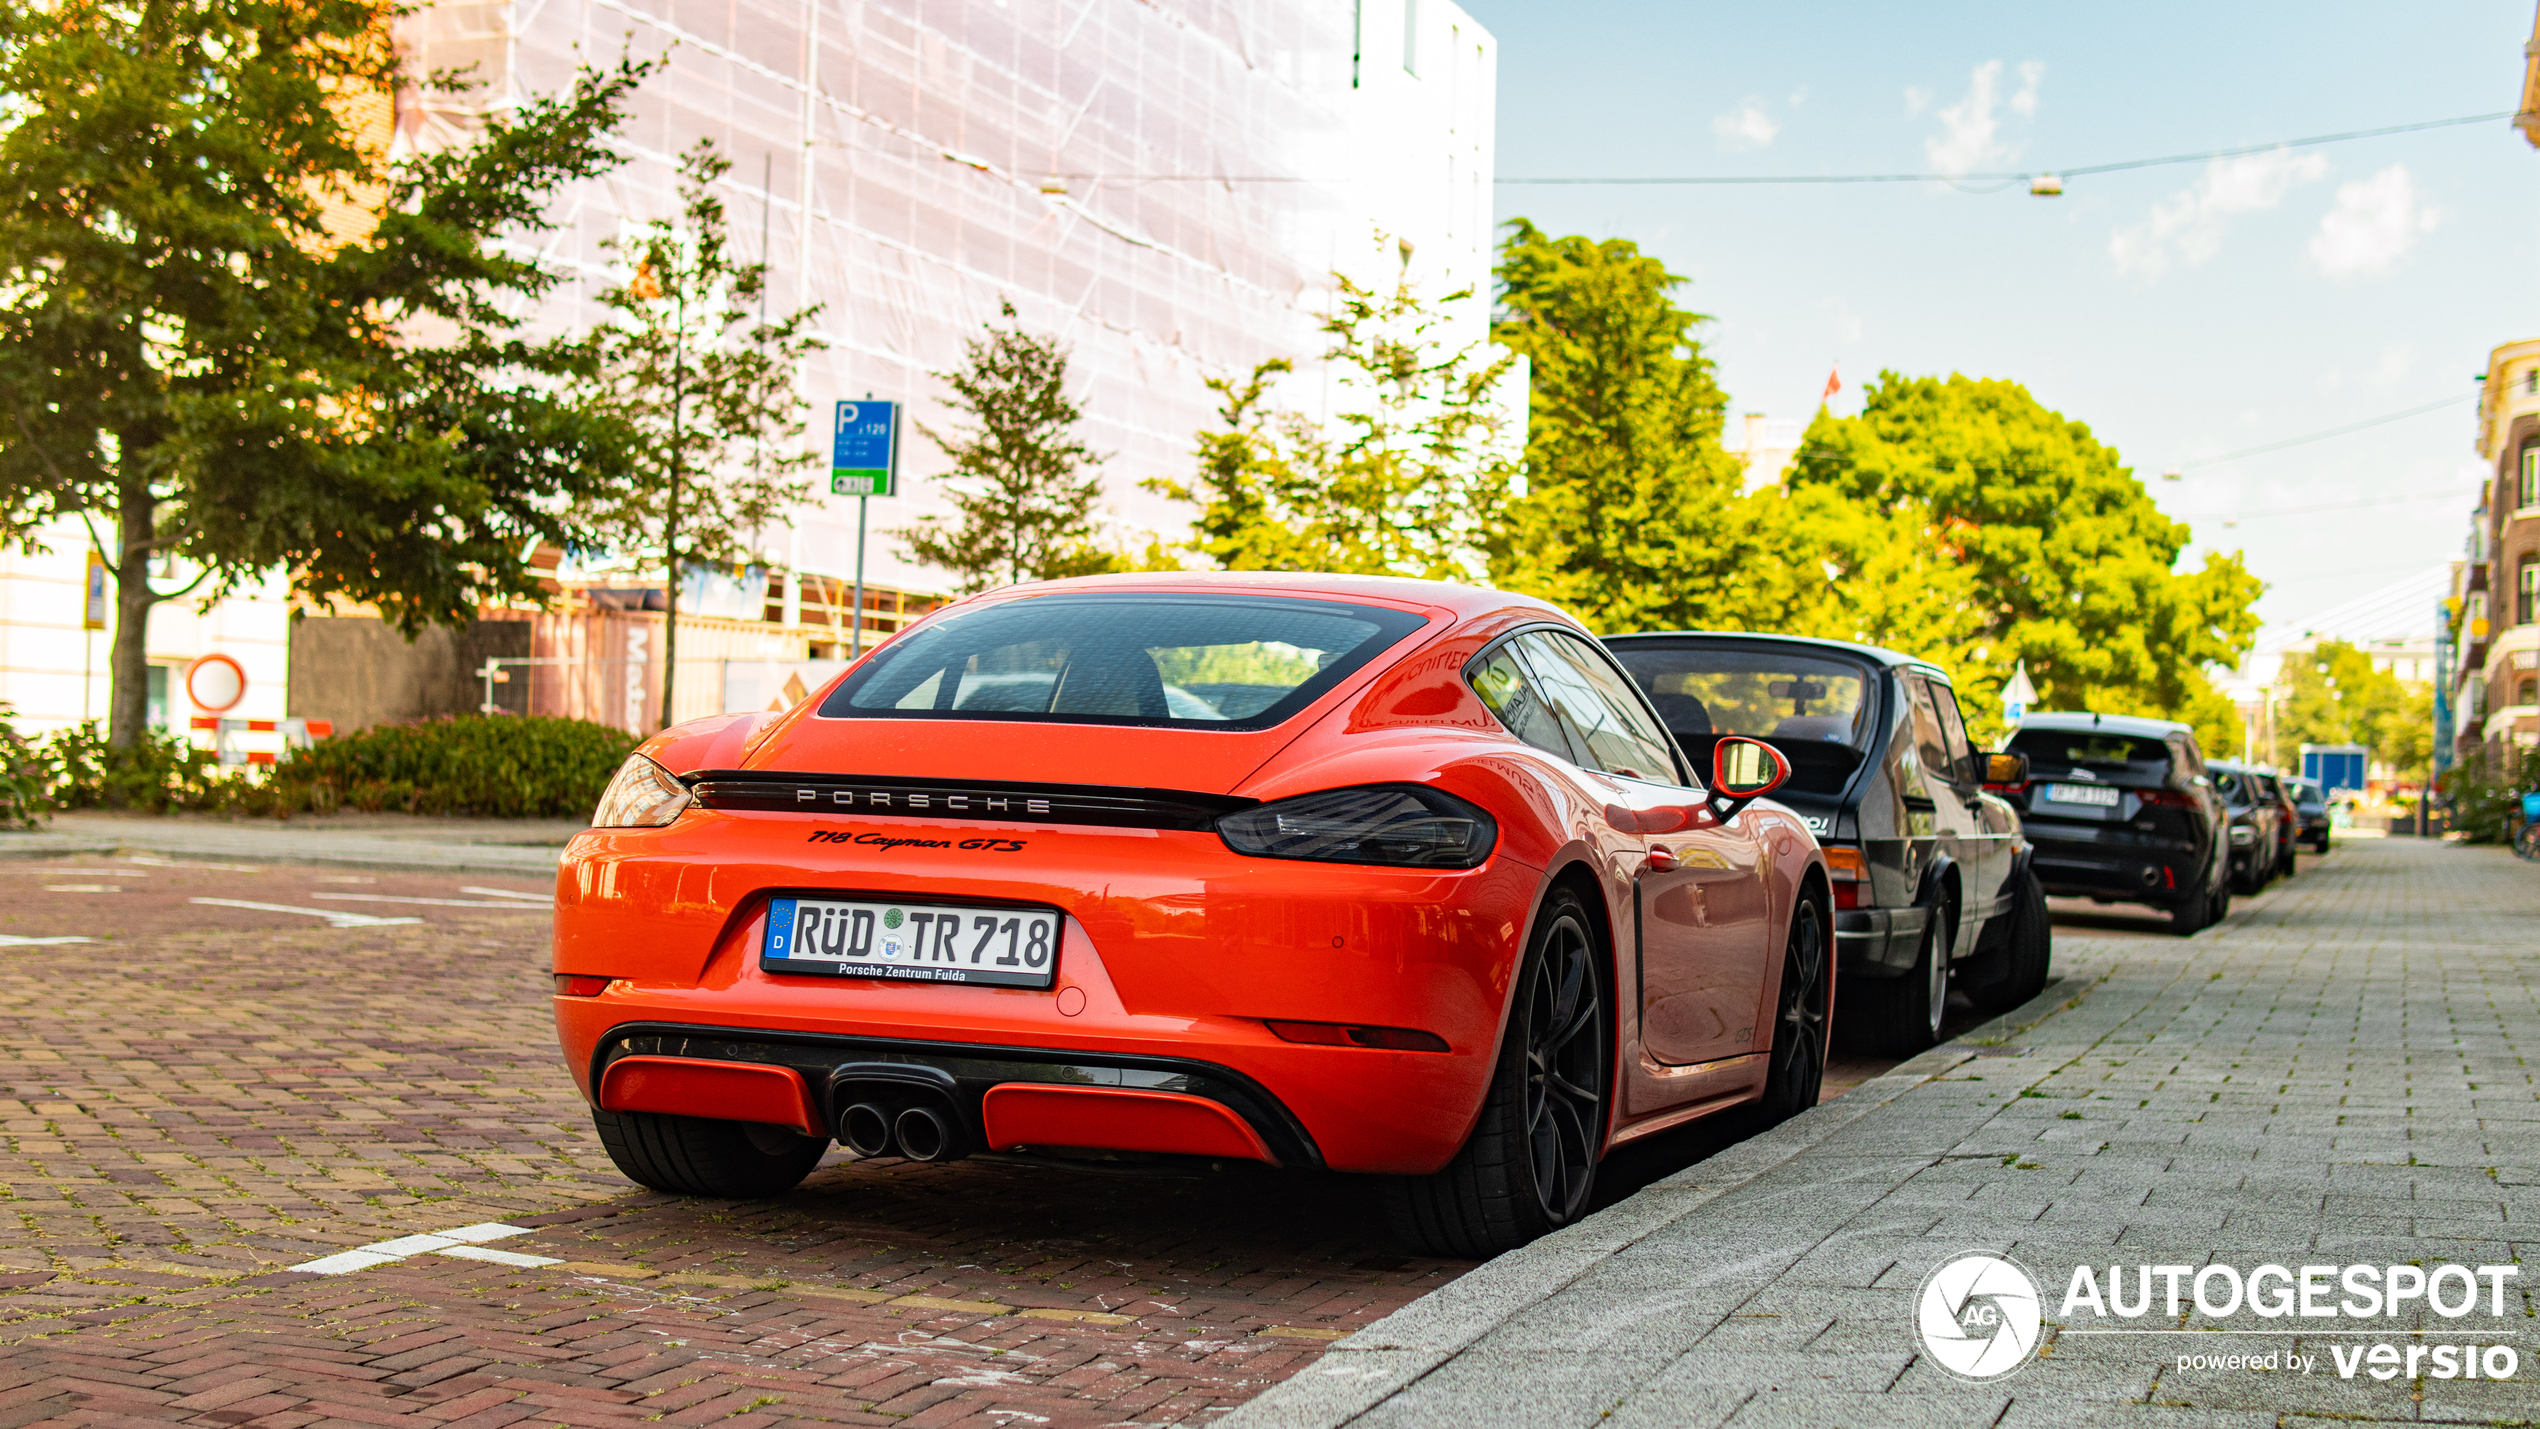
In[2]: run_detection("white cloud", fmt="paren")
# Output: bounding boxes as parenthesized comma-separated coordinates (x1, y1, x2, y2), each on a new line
(1904, 86, 1931, 116)
(1926, 61, 2006, 175)
(2108, 149, 2329, 278)
(1787, 85, 1810, 108)
(1712, 99, 1780, 151)
(2308, 165, 2438, 280)
(2010, 61, 2045, 117)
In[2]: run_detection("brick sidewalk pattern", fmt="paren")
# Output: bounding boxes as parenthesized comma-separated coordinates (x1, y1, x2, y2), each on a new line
(0, 865, 1465, 1427)
(1239, 837, 2540, 1428)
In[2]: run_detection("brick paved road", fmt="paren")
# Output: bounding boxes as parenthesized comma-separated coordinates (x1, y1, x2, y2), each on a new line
(1243, 836, 2539, 1428)
(0, 838, 2309, 1429)
(0, 854, 1471, 1428)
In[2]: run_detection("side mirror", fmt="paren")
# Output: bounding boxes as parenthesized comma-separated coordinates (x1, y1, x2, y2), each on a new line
(1976, 751, 2027, 787)
(1709, 736, 1790, 820)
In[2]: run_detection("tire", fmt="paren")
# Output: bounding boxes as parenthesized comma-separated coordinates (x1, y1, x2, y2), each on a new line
(592, 1107, 828, 1198)
(1756, 894, 1829, 1124)
(2168, 879, 2211, 937)
(2518, 824, 2540, 862)
(1970, 871, 2051, 1013)
(1858, 896, 1951, 1057)
(1384, 885, 1608, 1259)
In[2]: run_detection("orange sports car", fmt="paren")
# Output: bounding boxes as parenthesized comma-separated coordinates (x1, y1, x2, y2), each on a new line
(554, 573, 1831, 1255)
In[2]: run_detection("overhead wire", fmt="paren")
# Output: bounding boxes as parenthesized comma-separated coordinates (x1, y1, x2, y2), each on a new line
(2176, 394, 2480, 470)
(1491, 111, 2524, 187)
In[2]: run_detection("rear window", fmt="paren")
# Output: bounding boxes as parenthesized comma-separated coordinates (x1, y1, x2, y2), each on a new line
(820, 593, 1427, 729)
(1606, 646, 1876, 749)
(2008, 730, 2172, 769)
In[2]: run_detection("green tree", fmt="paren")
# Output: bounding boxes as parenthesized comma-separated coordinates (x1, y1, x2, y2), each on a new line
(900, 302, 1115, 593)
(1152, 250, 1520, 580)
(1486, 220, 1780, 629)
(0, 0, 647, 746)
(579, 139, 824, 729)
(1789, 374, 2262, 730)
(2275, 641, 2430, 776)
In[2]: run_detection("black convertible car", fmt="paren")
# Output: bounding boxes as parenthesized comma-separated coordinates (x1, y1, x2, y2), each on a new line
(1605, 633, 2051, 1054)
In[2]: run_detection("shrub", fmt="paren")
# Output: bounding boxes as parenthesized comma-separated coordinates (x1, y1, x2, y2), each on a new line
(41, 721, 224, 814)
(2437, 746, 2538, 845)
(0, 709, 50, 828)
(266, 715, 637, 819)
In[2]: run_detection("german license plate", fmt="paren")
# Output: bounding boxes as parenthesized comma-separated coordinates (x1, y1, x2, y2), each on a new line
(762, 896, 1059, 988)
(2045, 783, 2120, 807)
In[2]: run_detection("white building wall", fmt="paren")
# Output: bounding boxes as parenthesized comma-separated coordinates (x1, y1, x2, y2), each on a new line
(397, 0, 1500, 597)
(0, 520, 289, 739)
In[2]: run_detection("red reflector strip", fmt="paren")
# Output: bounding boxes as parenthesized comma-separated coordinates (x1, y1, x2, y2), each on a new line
(1833, 883, 1865, 911)
(2137, 789, 2195, 809)
(554, 974, 611, 996)
(1265, 1019, 1448, 1052)
(1983, 782, 2026, 795)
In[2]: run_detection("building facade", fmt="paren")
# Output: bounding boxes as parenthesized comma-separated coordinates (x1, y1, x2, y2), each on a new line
(2, 0, 1499, 740)
(2446, 337, 2540, 762)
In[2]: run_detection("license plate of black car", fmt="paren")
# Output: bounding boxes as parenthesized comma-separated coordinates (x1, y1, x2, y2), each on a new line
(762, 896, 1059, 988)
(2045, 783, 2120, 807)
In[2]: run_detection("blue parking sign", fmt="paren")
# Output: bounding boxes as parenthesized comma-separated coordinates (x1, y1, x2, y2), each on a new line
(832, 401, 898, 497)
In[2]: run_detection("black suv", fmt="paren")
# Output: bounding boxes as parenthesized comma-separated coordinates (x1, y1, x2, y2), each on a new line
(2287, 776, 2332, 852)
(1604, 633, 2050, 1055)
(2002, 713, 2231, 935)
(2208, 761, 2285, 893)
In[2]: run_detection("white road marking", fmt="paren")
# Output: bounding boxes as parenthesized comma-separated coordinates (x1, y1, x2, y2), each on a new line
(0, 935, 93, 946)
(438, 1246, 563, 1268)
(189, 897, 421, 928)
(308, 893, 546, 909)
(127, 856, 258, 871)
(461, 887, 550, 901)
(46, 885, 119, 893)
(290, 1222, 539, 1274)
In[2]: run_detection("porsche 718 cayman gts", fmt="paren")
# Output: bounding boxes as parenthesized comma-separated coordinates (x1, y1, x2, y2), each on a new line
(554, 573, 1832, 1256)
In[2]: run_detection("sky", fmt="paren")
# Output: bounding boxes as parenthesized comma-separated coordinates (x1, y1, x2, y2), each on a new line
(1456, 0, 2535, 646)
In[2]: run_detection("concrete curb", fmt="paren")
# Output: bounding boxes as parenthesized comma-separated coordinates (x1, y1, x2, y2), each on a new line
(1223, 973, 2104, 1428)
(0, 825, 562, 876)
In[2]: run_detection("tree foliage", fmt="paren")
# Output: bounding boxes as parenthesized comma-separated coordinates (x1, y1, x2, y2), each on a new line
(900, 301, 1115, 593)
(1150, 254, 1519, 580)
(2275, 640, 2431, 776)
(0, 0, 647, 744)
(1789, 374, 2262, 736)
(578, 139, 823, 727)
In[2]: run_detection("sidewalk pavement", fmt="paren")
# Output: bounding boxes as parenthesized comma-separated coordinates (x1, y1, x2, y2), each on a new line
(0, 810, 578, 874)
(1229, 837, 2540, 1428)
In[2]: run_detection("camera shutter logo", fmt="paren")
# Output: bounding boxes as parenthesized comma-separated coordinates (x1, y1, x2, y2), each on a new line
(1917, 1253, 2042, 1380)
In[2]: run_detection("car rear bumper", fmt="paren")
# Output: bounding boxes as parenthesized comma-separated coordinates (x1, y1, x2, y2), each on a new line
(552, 812, 1543, 1176)
(2027, 832, 2203, 907)
(584, 1021, 1323, 1168)
(1835, 905, 1930, 977)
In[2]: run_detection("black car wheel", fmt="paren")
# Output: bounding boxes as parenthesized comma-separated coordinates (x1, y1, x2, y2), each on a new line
(1757, 895, 1829, 1124)
(1856, 895, 1951, 1056)
(1384, 885, 1607, 1258)
(1969, 870, 2051, 1013)
(592, 1107, 828, 1198)
(2168, 877, 2212, 936)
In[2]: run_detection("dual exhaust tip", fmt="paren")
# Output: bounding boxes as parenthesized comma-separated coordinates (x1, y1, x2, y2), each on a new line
(838, 1101, 958, 1162)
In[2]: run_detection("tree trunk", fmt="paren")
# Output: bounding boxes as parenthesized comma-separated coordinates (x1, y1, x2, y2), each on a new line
(660, 458, 681, 732)
(105, 474, 159, 749)
(658, 326, 685, 732)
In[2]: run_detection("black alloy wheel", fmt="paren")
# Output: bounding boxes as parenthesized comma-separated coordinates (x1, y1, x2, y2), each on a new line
(1757, 895, 1829, 1124)
(1381, 886, 1609, 1258)
(1519, 907, 1605, 1227)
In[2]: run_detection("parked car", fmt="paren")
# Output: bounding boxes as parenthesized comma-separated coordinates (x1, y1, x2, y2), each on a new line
(2207, 761, 2284, 894)
(2287, 776, 2332, 853)
(2000, 713, 2231, 935)
(1602, 633, 2049, 1054)
(556, 574, 1832, 1259)
(2251, 768, 2299, 879)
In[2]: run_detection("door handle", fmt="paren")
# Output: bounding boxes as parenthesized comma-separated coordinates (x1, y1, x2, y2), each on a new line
(1646, 846, 1679, 873)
